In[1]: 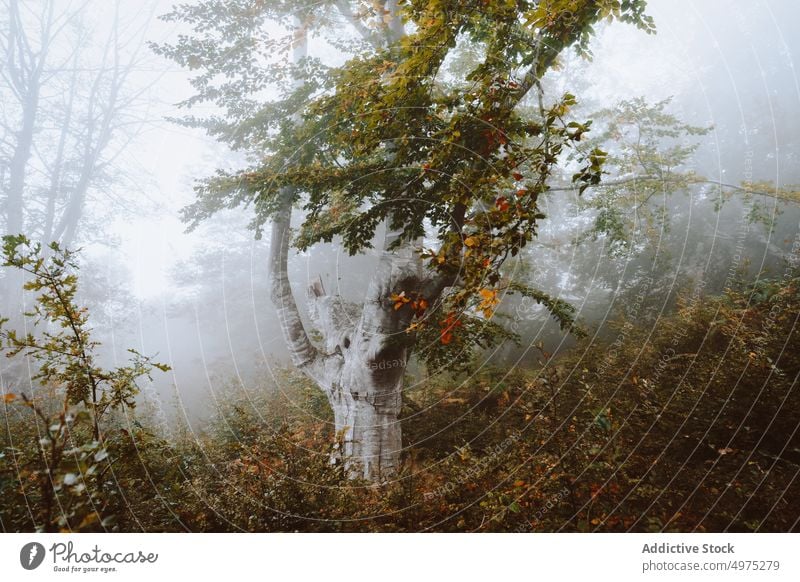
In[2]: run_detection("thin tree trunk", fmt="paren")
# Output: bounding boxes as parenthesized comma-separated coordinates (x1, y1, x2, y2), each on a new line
(53, 7, 123, 249)
(2, 0, 52, 318)
(44, 48, 80, 244)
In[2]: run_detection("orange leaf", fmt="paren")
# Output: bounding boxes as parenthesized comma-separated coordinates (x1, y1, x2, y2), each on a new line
(479, 288, 496, 300)
(390, 292, 410, 310)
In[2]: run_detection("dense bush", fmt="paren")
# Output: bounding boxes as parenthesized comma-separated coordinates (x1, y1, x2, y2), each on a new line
(2, 249, 798, 531)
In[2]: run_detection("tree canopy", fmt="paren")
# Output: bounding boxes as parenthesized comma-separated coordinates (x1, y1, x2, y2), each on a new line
(155, 0, 656, 352)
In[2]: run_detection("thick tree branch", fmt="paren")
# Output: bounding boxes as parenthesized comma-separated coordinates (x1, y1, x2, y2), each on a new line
(269, 196, 318, 369)
(268, 16, 320, 371)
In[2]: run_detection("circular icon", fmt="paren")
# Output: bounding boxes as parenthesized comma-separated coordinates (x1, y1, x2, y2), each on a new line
(20, 542, 46, 570)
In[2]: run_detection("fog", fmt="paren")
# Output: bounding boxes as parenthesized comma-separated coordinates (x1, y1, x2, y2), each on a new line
(2, 0, 798, 423)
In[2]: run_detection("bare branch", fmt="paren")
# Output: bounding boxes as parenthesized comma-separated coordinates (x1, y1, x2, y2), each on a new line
(548, 174, 800, 205)
(335, 1, 380, 48)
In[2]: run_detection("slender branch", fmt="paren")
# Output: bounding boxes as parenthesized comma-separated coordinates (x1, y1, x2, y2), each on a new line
(547, 174, 800, 204)
(44, 264, 102, 440)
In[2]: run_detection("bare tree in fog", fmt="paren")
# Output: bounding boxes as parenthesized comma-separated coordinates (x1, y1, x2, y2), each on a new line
(0, 0, 154, 314)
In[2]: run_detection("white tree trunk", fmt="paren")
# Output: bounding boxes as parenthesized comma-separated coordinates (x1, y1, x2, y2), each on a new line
(306, 231, 420, 480)
(268, 4, 419, 481)
(274, 219, 422, 481)
(271, 220, 417, 480)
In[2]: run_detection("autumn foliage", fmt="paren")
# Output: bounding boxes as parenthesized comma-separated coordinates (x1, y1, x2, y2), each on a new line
(2, 259, 798, 531)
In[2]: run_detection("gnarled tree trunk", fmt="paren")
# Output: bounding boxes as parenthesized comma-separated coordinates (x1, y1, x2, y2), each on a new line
(267, 4, 419, 481)
(310, 228, 421, 480)
(270, 193, 421, 479)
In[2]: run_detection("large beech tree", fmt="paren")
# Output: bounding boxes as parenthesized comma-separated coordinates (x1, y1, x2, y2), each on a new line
(155, 0, 655, 480)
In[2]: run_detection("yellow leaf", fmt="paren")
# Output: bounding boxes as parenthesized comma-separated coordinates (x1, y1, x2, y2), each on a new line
(478, 288, 500, 318)
(479, 288, 495, 300)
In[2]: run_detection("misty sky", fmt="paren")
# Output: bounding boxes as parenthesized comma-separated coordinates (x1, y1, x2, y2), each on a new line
(115, 0, 797, 298)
